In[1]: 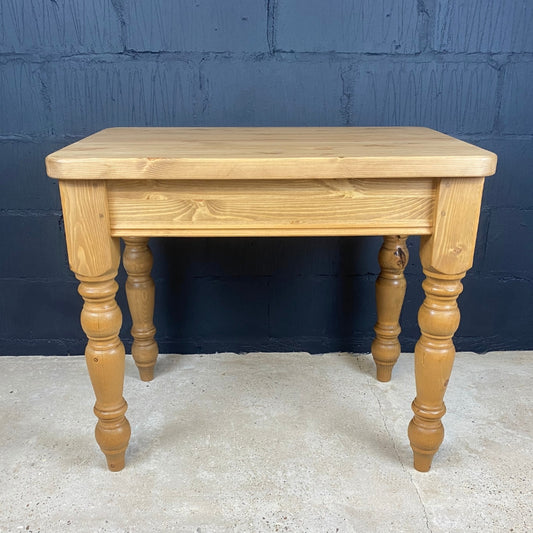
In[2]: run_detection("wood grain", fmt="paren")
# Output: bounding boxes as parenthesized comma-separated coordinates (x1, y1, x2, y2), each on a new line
(371, 235, 409, 382)
(408, 269, 464, 472)
(59, 180, 129, 471)
(408, 175, 487, 471)
(123, 237, 158, 382)
(58, 180, 120, 277)
(420, 177, 485, 274)
(107, 178, 435, 237)
(78, 275, 130, 472)
(45, 127, 497, 181)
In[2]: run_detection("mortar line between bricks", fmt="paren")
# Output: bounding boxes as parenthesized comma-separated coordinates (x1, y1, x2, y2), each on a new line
(0, 276, 76, 282)
(479, 208, 492, 273)
(0, 210, 63, 216)
(486, 206, 533, 212)
(266, 0, 278, 54)
(459, 133, 533, 141)
(109, 0, 127, 51)
(492, 60, 509, 134)
(2, 134, 533, 144)
(416, 0, 432, 53)
(0, 338, 83, 342)
(2, 51, 533, 63)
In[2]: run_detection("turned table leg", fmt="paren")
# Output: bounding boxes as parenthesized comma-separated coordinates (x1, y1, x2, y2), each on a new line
(78, 273, 131, 471)
(59, 180, 131, 471)
(407, 177, 485, 471)
(371, 235, 408, 382)
(408, 269, 463, 471)
(123, 237, 159, 382)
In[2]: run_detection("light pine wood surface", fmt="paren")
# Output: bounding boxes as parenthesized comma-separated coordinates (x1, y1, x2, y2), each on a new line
(46, 127, 497, 473)
(123, 237, 158, 382)
(58, 180, 130, 471)
(46, 127, 496, 181)
(371, 235, 409, 383)
(107, 178, 435, 237)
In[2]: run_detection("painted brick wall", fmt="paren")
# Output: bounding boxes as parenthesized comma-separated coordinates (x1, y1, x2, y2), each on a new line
(1, 1, 532, 355)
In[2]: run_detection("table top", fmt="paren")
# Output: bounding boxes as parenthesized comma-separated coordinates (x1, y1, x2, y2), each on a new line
(46, 127, 497, 181)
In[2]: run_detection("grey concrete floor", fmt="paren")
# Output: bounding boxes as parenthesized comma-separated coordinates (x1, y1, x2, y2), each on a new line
(0, 351, 532, 533)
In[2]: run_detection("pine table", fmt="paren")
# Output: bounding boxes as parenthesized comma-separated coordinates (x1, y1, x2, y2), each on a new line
(46, 127, 497, 472)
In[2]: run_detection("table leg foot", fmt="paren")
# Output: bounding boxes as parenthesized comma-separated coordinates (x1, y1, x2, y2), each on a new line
(412, 451, 434, 473)
(78, 275, 131, 471)
(105, 453, 126, 472)
(371, 235, 408, 382)
(408, 407, 444, 472)
(137, 366, 155, 382)
(123, 237, 159, 382)
(408, 268, 463, 472)
(375, 363, 393, 383)
(95, 412, 130, 472)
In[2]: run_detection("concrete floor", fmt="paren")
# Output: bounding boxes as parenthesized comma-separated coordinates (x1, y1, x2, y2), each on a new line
(0, 351, 532, 533)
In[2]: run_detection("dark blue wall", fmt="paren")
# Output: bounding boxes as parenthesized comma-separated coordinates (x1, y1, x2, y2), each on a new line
(1, 1, 532, 355)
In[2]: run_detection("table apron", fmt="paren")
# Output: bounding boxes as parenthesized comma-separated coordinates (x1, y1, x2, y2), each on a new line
(106, 178, 436, 237)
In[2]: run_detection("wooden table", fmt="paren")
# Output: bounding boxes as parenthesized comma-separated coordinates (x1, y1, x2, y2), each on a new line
(46, 127, 496, 472)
